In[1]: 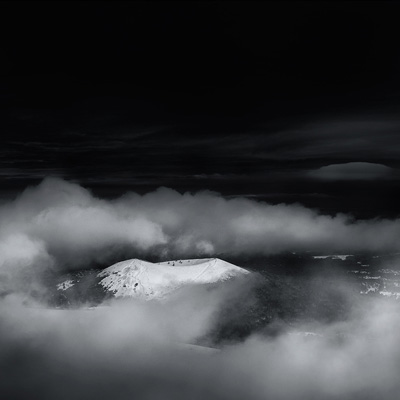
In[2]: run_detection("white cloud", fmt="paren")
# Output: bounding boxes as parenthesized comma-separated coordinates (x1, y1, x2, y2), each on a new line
(1, 178, 400, 398)
(1, 177, 400, 292)
(1, 283, 400, 399)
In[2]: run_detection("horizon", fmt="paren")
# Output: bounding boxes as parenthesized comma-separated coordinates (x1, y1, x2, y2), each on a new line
(1, 1, 400, 218)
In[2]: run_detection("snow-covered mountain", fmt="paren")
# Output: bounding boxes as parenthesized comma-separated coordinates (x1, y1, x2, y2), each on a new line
(97, 258, 249, 300)
(55, 258, 250, 304)
(52, 253, 400, 343)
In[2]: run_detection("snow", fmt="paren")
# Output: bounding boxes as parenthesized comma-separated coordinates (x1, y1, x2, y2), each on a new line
(379, 291, 400, 300)
(98, 258, 249, 300)
(378, 269, 400, 276)
(348, 270, 369, 274)
(360, 283, 380, 294)
(291, 331, 324, 338)
(363, 276, 381, 280)
(313, 255, 353, 260)
(56, 280, 75, 291)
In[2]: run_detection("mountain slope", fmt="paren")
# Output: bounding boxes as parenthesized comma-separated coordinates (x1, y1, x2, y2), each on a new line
(97, 258, 249, 300)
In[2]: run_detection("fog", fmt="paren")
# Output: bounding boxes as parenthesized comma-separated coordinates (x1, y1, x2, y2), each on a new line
(1, 177, 400, 277)
(2, 179, 400, 398)
(1, 282, 400, 399)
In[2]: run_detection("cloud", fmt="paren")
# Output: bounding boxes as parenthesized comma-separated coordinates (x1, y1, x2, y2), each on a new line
(308, 162, 395, 180)
(2, 282, 400, 399)
(0, 280, 256, 399)
(2, 178, 400, 398)
(2, 177, 400, 291)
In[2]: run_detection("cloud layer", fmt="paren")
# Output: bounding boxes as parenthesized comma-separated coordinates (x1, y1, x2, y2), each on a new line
(2, 179, 400, 399)
(2, 283, 400, 400)
(1, 177, 400, 292)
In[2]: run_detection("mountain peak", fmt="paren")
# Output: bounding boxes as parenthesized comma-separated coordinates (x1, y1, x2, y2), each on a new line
(97, 258, 249, 300)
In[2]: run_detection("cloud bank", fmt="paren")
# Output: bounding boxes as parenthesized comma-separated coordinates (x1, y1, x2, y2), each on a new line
(2, 284, 400, 400)
(2, 178, 400, 399)
(1, 177, 400, 291)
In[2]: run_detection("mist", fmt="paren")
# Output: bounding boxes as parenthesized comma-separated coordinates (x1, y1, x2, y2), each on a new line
(2, 177, 400, 300)
(1, 178, 400, 273)
(1, 179, 400, 398)
(1, 280, 400, 400)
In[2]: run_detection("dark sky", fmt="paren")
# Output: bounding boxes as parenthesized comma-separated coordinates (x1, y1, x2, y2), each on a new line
(2, 1, 400, 217)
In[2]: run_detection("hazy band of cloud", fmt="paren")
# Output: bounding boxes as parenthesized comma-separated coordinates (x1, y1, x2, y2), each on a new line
(2, 281, 400, 400)
(2, 178, 400, 399)
(1, 177, 400, 285)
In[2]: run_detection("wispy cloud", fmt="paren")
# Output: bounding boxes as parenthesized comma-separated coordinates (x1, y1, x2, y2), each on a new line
(308, 162, 396, 180)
